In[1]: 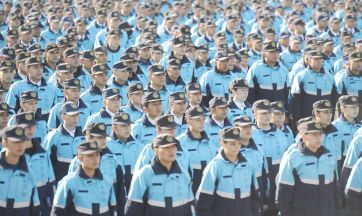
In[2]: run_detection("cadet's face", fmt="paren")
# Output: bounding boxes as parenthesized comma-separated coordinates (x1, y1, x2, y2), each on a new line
(65, 87, 81, 102)
(89, 135, 106, 149)
(188, 92, 202, 105)
(264, 50, 279, 63)
(151, 51, 163, 63)
(129, 91, 144, 105)
(302, 131, 323, 150)
(271, 111, 286, 126)
(197, 50, 209, 61)
(155, 144, 177, 163)
(139, 48, 151, 59)
(206, 25, 215, 36)
(213, 106, 228, 120)
(255, 110, 271, 124)
(290, 41, 301, 51)
(107, 35, 120, 48)
(253, 40, 262, 51)
(57, 71, 74, 83)
(46, 49, 61, 63)
(114, 70, 130, 82)
(342, 105, 359, 119)
(113, 124, 131, 140)
(150, 73, 166, 86)
(0, 68, 14, 83)
(157, 127, 176, 136)
(105, 96, 121, 112)
(170, 101, 187, 114)
(20, 32, 32, 43)
(237, 125, 252, 141)
(25, 125, 36, 139)
(76, 23, 86, 34)
(145, 101, 163, 117)
(167, 67, 180, 79)
(308, 57, 323, 71)
(222, 140, 242, 158)
(315, 109, 333, 126)
(187, 116, 205, 132)
(65, 55, 80, 68)
(330, 22, 340, 32)
(79, 152, 100, 170)
(0, 112, 9, 128)
(216, 59, 230, 72)
(95, 53, 107, 63)
(50, 21, 61, 31)
(3, 140, 26, 157)
(92, 72, 108, 86)
(27, 64, 43, 80)
(62, 113, 79, 127)
(350, 60, 362, 73)
(233, 88, 248, 102)
(173, 45, 186, 56)
(20, 100, 38, 112)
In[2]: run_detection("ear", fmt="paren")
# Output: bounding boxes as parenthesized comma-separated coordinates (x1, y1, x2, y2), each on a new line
(77, 154, 83, 162)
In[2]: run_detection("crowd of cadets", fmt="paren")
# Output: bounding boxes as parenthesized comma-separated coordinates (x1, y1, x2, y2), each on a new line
(1, 0, 362, 215)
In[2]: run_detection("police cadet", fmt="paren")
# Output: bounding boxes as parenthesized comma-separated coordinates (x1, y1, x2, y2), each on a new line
(17, 112, 56, 216)
(120, 83, 144, 123)
(276, 120, 340, 216)
(247, 34, 263, 67)
(14, 53, 28, 83)
(132, 91, 163, 145)
(333, 96, 361, 162)
(125, 134, 194, 216)
(146, 64, 170, 112)
(227, 78, 254, 123)
(168, 92, 188, 136)
(107, 112, 143, 192)
(0, 60, 15, 97)
(251, 99, 289, 215)
(279, 35, 303, 71)
(6, 56, 57, 120)
(0, 103, 10, 143)
(196, 127, 260, 216)
(42, 101, 85, 182)
(0, 126, 40, 216)
(345, 156, 362, 215)
(204, 96, 232, 150)
(51, 141, 117, 215)
(335, 51, 362, 121)
(105, 30, 125, 70)
(107, 61, 130, 106)
(79, 50, 96, 75)
(199, 52, 237, 103)
(290, 50, 337, 122)
(48, 63, 74, 103)
(186, 83, 209, 115)
(85, 87, 122, 136)
(41, 15, 62, 45)
(75, 17, 93, 52)
(68, 122, 126, 215)
(7, 91, 48, 142)
(165, 58, 186, 93)
(178, 106, 217, 194)
(44, 43, 61, 82)
(246, 41, 290, 106)
(270, 101, 295, 146)
(193, 44, 212, 82)
(81, 63, 109, 114)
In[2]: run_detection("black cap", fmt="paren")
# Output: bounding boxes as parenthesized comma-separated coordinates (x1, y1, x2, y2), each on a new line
(108, 29, 120, 36)
(253, 99, 271, 111)
(91, 63, 108, 74)
(168, 58, 182, 68)
(169, 92, 187, 102)
(120, 53, 136, 62)
(7, 29, 18, 37)
(186, 83, 201, 93)
(19, 24, 31, 33)
(172, 36, 185, 46)
(103, 87, 120, 99)
(0, 103, 10, 113)
(313, 100, 332, 111)
(234, 115, 253, 126)
(126, 47, 138, 55)
(138, 43, 150, 50)
(220, 127, 242, 141)
(80, 50, 95, 60)
(197, 44, 209, 51)
(25, 56, 42, 67)
(155, 114, 176, 129)
(94, 46, 107, 54)
(119, 21, 132, 30)
(113, 112, 133, 125)
(152, 134, 178, 148)
(3, 125, 29, 142)
(229, 79, 248, 91)
(27, 43, 43, 53)
(16, 52, 31, 62)
(20, 91, 40, 102)
(15, 112, 36, 126)
(149, 64, 165, 74)
(349, 52, 362, 61)
(151, 45, 163, 52)
(86, 122, 107, 137)
(56, 36, 70, 47)
(263, 41, 278, 52)
(46, 43, 58, 52)
(186, 106, 205, 119)
(239, 48, 248, 56)
(56, 63, 72, 73)
(1, 48, 15, 58)
(113, 61, 128, 71)
(61, 101, 82, 115)
(299, 120, 323, 134)
(128, 83, 144, 94)
(338, 95, 359, 106)
(142, 92, 163, 104)
(215, 52, 229, 60)
(271, 101, 287, 112)
(12, 43, 27, 52)
(308, 50, 323, 58)
(63, 47, 78, 58)
(0, 60, 13, 69)
(209, 96, 228, 108)
(77, 141, 100, 155)
(63, 78, 81, 89)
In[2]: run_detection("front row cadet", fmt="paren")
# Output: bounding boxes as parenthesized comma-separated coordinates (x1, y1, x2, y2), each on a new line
(0, 126, 40, 216)
(125, 134, 194, 216)
(51, 141, 117, 215)
(344, 157, 362, 216)
(276, 120, 340, 216)
(196, 127, 261, 216)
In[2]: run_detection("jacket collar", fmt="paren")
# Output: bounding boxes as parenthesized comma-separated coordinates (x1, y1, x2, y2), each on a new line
(165, 73, 186, 86)
(74, 66, 86, 78)
(240, 138, 258, 151)
(228, 99, 252, 109)
(59, 125, 84, 137)
(323, 124, 338, 134)
(0, 151, 28, 172)
(25, 138, 46, 156)
(89, 85, 104, 95)
(99, 107, 112, 118)
(151, 157, 182, 175)
(110, 132, 135, 143)
(255, 123, 278, 133)
(262, 58, 280, 68)
(112, 78, 128, 87)
(185, 128, 209, 141)
(220, 149, 247, 164)
(26, 76, 47, 87)
(147, 84, 167, 92)
(78, 166, 103, 180)
(195, 59, 212, 69)
(208, 115, 232, 127)
(296, 139, 329, 157)
(141, 114, 155, 127)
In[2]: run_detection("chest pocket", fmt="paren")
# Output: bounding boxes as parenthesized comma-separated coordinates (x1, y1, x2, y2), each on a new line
(29, 155, 48, 180)
(38, 87, 52, 109)
(347, 77, 362, 94)
(58, 142, 73, 159)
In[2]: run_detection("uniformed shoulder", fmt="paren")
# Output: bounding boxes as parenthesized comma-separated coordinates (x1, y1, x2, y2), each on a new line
(137, 163, 154, 178)
(80, 89, 90, 97)
(284, 148, 303, 167)
(58, 172, 78, 188)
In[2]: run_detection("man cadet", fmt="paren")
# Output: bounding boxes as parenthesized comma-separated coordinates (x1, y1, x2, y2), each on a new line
(48, 63, 74, 103)
(251, 99, 289, 215)
(165, 58, 186, 93)
(290, 50, 337, 122)
(7, 91, 48, 142)
(17, 112, 55, 216)
(48, 78, 91, 130)
(68, 122, 126, 215)
(1, 59, 16, 95)
(42, 102, 85, 182)
(120, 83, 144, 123)
(186, 83, 209, 114)
(146, 64, 169, 113)
(276, 120, 340, 216)
(227, 78, 254, 123)
(107, 112, 143, 192)
(107, 61, 130, 106)
(105, 29, 126, 70)
(41, 15, 62, 44)
(80, 63, 109, 114)
(247, 34, 263, 67)
(125, 134, 194, 216)
(0, 126, 40, 216)
(85, 87, 122, 136)
(178, 106, 217, 194)
(280, 35, 303, 71)
(193, 44, 212, 82)
(345, 157, 362, 215)
(199, 52, 237, 103)
(270, 101, 295, 146)
(51, 141, 117, 215)
(6, 56, 57, 120)
(246, 41, 290, 106)
(204, 96, 232, 150)
(44, 43, 61, 82)
(168, 92, 188, 136)
(196, 127, 260, 216)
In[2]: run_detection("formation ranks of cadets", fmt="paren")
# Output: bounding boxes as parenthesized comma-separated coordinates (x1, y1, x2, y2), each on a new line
(1, 0, 362, 215)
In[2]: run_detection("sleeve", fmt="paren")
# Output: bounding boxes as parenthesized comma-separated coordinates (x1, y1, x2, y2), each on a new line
(251, 169, 261, 216)
(195, 161, 218, 216)
(124, 168, 149, 216)
(47, 107, 58, 130)
(51, 179, 74, 216)
(245, 66, 255, 103)
(5, 83, 19, 113)
(30, 184, 41, 216)
(109, 185, 117, 216)
(290, 75, 302, 121)
(115, 165, 126, 216)
(341, 138, 362, 188)
(344, 160, 362, 216)
(275, 153, 295, 216)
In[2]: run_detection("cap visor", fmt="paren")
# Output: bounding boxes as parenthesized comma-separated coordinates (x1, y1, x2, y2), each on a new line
(113, 121, 133, 125)
(157, 143, 177, 148)
(7, 136, 29, 142)
(65, 111, 83, 115)
(78, 149, 100, 155)
(234, 122, 253, 127)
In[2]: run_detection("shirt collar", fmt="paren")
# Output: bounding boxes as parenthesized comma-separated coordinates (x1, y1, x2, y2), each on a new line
(151, 157, 182, 175)
(186, 128, 209, 141)
(78, 166, 103, 180)
(0, 151, 28, 172)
